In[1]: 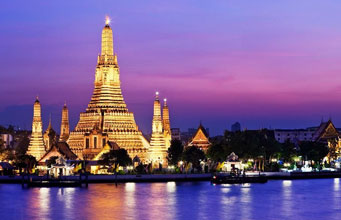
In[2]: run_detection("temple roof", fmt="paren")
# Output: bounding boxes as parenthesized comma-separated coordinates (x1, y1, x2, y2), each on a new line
(312, 120, 339, 142)
(39, 142, 78, 163)
(189, 123, 210, 145)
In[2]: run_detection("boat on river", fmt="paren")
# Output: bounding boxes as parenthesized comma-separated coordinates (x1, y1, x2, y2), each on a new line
(211, 173, 268, 184)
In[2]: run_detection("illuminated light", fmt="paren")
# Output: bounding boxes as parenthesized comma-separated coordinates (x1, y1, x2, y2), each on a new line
(164, 98, 167, 102)
(283, 180, 292, 187)
(167, 181, 176, 193)
(105, 16, 110, 25)
(284, 163, 291, 167)
(155, 91, 159, 96)
(125, 182, 136, 192)
(248, 159, 254, 162)
(271, 158, 278, 162)
(221, 188, 230, 193)
(179, 161, 183, 165)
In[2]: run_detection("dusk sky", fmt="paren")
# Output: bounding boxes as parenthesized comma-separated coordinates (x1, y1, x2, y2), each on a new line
(1, 1, 341, 135)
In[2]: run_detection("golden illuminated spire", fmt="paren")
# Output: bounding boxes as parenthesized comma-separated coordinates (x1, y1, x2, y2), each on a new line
(68, 18, 149, 161)
(27, 97, 46, 160)
(162, 98, 171, 149)
(101, 16, 113, 56)
(60, 102, 70, 142)
(149, 92, 167, 166)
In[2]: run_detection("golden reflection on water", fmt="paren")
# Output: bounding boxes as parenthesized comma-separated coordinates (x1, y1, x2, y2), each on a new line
(124, 183, 136, 220)
(27, 188, 51, 219)
(146, 183, 175, 220)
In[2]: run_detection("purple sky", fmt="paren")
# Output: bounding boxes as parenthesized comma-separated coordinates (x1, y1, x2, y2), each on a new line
(1, 1, 341, 135)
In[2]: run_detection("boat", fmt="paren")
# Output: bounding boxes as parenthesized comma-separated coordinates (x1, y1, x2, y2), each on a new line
(211, 173, 268, 184)
(21, 174, 88, 188)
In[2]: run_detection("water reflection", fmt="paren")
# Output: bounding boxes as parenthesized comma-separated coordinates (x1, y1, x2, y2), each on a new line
(334, 178, 340, 192)
(146, 183, 175, 220)
(282, 180, 293, 218)
(167, 181, 176, 193)
(1, 180, 341, 220)
(240, 185, 251, 219)
(58, 188, 75, 219)
(124, 183, 136, 220)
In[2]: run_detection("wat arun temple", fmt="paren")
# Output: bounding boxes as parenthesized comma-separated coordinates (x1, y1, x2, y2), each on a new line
(26, 17, 171, 166)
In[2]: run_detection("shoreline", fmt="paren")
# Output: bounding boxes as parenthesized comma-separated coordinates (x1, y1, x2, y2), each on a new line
(0, 172, 340, 184)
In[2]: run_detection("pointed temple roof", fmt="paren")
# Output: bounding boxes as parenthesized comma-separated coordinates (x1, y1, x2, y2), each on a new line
(39, 142, 78, 163)
(188, 123, 211, 152)
(312, 120, 339, 142)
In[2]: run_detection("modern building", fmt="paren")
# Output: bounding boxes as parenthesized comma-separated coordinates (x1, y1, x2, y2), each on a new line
(231, 122, 241, 132)
(0, 134, 13, 148)
(274, 120, 339, 144)
(171, 128, 181, 141)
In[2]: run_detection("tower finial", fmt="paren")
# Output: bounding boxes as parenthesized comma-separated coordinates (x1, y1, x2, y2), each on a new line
(155, 91, 159, 99)
(163, 98, 167, 106)
(105, 16, 111, 25)
(47, 113, 52, 130)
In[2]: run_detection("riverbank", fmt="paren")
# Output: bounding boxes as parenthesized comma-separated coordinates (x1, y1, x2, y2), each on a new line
(0, 172, 340, 184)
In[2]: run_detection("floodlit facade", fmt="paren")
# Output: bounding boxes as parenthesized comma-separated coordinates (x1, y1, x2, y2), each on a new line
(27, 98, 46, 160)
(148, 92, 167, 166)
(188, 123, 211, 152)
(67, 18, 150, 161)
(162, 98, 172, 149)
(59, 103, 70, 142)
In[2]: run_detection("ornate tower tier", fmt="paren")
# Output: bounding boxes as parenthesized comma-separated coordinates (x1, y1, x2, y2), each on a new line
(60, 103, 70, 142)
(162, 98, 171, 149)
(68, 17, 149, 160)
(148, 92, 167, 166)
(27, 97, 46, 160)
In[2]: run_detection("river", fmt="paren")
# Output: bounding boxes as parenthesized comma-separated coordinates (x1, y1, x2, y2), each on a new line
(0, 179, 340, 220)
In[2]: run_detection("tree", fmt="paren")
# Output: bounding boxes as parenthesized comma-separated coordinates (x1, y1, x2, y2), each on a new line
(182, 146, 206, 169)
(167, 140, 184, 165)
(15, 136, 30, 157)
(14, 154, 37, 174)
(280, 140, 297, 162)
(0, 148, 14, 161)
(99, 148, 132, 173)
(299, 141, 329, 163)
(207, 142, 226, 162)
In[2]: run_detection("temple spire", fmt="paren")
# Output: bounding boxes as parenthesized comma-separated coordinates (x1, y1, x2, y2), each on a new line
(163, 98, 171, 149)
(60, 102, 70, 142)
(27, 97, 46, 160)
(101, 16, 113, 56)
(149, 92, 167, 166)
(47, 114, 52, 130)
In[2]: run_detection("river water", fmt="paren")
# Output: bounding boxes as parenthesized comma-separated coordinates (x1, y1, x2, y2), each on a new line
(0, 179, 340, 220)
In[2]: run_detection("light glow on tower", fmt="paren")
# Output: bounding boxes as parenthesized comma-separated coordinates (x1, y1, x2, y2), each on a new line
(105, 16, 111, 25)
